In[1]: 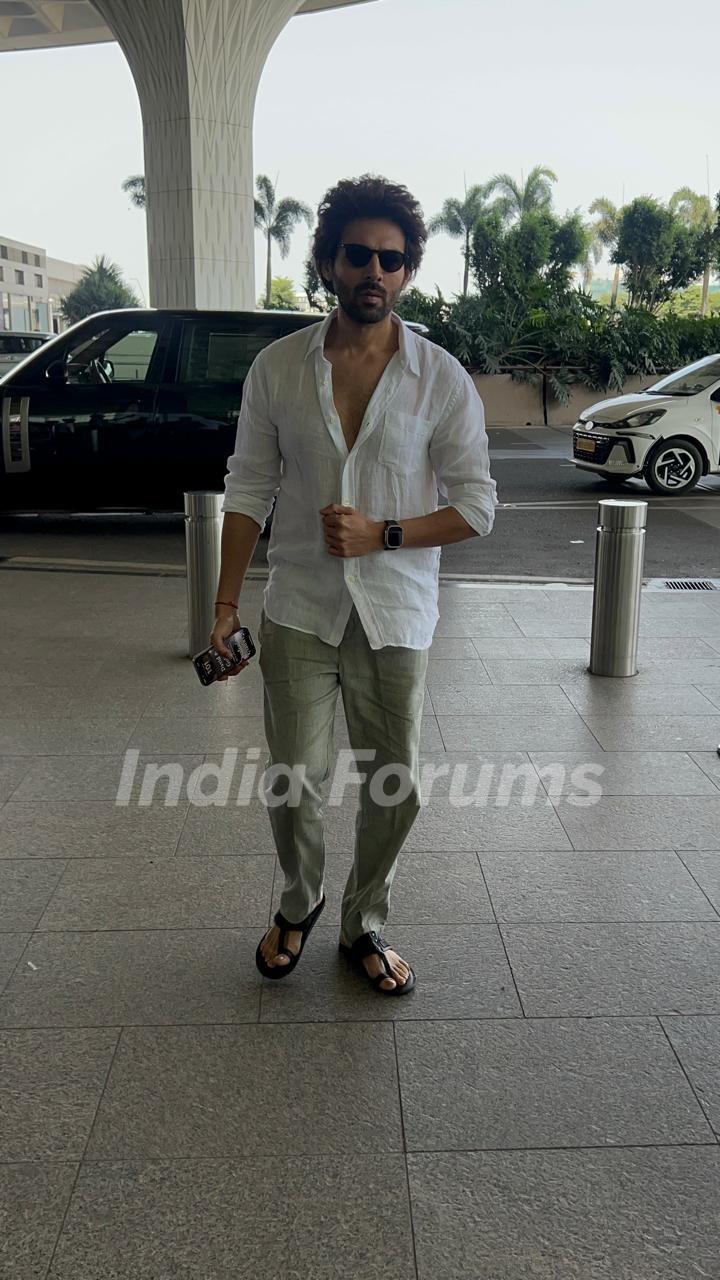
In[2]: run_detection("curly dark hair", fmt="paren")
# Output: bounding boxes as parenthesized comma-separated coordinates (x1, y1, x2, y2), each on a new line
(312, 174, 427, 295)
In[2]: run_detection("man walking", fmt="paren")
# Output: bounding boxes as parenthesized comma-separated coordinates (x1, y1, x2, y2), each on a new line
(211, 174, 496, 995)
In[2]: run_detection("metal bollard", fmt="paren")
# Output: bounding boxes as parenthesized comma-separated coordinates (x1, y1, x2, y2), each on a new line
(589, 499, 648, 677)
(184, 491, 224, 658)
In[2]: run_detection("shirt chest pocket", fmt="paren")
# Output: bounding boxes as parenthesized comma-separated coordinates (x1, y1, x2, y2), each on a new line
(376, 410, 433, 471)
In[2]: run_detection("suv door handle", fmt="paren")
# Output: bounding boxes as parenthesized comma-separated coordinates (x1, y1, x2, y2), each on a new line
(2, 395, 31, 472)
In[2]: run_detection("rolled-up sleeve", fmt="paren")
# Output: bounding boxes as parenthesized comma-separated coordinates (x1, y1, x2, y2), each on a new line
(221, 350, 281, 528)
(429, 367, 497, 536)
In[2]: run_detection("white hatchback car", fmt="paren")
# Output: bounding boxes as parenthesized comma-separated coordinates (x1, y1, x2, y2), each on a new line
(572, 352, 720, 494)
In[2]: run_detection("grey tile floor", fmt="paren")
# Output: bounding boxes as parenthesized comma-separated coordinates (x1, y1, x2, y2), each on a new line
(1, 570, 720, 1279)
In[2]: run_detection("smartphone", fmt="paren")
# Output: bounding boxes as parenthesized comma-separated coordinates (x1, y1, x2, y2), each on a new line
(193, 626, 256, 686)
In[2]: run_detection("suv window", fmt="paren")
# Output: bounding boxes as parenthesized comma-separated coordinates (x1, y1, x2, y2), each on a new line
(178, 320, 277, 383)
(64, 326, 160, 385)
(0, 334, 46, 355)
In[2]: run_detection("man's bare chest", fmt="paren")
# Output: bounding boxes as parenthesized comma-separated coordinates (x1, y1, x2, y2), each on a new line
(329, 357, 393, 452)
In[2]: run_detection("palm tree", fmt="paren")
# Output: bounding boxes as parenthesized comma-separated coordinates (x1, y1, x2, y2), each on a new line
(487, 165, 558, 223)
(588, 197, 622, 307)
(254, 175, 312, 309)
(60, 254, 140, 325)
(122, 175, 146, 209)
(669, 186, 715, 316)
(428, 183, 496, 296)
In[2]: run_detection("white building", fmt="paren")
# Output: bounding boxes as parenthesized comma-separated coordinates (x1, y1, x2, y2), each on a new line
(0, 234, 85, 333)
(0, 236, 49, 332)
(46, 257, 87, 331)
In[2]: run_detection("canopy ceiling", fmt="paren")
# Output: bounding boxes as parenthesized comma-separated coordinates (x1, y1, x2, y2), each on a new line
(0, 0, 374, 52)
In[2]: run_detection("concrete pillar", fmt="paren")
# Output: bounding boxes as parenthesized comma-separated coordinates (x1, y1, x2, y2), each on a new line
(93, 0, 304, 309)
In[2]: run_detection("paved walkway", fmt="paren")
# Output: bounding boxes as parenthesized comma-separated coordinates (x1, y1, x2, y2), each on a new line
(2, 568, 720, 1279)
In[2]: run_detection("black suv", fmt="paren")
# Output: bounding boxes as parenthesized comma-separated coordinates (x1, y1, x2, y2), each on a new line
(0, 307, 426, 513)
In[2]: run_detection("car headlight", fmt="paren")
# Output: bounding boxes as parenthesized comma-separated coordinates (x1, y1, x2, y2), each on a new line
(615, 410, 666, 429)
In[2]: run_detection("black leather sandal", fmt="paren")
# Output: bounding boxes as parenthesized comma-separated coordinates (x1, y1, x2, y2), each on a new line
(255, 894, 326, 979)
(339, 929, 416, 995)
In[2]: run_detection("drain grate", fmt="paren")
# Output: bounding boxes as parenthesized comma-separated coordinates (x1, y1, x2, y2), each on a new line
(645, 578, 720, 592)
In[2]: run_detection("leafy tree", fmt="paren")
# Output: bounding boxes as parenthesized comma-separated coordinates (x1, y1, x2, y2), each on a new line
(505, 211, 556, 288)
(427, 183, 496, 296)
(487, 164, 558, 222)
(588, 197, 622, 306)
(122, 175, 146, 210)
(547, 212, 589, 288)
(60, 255, 140, 324)
(668, 186, 716, 316)
(302, 256, 333, 312)
(258, 276, 299, 311)
(254, 175, 312, 309)
(470, 207, 507, 294)
(613, 196, 707, 311)
(470, 207, 587, 299)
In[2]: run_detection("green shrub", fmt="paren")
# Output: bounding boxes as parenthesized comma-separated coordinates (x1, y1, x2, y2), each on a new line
(397, 288, 720, 404)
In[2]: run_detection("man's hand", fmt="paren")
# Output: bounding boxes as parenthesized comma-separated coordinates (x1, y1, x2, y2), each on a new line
(209, 605, 250, 681)
(320, 504, 384, 558)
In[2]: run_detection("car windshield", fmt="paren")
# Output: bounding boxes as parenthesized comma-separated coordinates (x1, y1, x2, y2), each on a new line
(645, 357, 720, 397)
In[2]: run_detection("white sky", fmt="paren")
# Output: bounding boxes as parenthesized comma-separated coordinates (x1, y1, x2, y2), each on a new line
(1, 0, 717, 304)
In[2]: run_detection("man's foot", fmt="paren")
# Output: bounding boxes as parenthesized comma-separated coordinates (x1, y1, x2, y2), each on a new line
(338, 930, 412, 991)
(260, 899, 323, 969)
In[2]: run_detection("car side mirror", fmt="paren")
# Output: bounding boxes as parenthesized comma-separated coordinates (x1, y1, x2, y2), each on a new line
(45, 360, 68, 386)
(710, 387, 720, 403)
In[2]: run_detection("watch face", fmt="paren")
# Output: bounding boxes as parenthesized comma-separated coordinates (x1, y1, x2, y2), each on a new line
(386, 523, 403, 548)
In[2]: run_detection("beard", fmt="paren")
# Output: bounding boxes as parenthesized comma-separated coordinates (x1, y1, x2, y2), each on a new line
(332, 277, 400, 325)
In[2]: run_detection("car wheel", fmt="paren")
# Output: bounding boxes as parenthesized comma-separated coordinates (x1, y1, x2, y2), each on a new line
(644, 438, 703, 495)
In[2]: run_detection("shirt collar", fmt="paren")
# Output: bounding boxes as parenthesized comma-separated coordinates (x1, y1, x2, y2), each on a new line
(304, 307, 421, 377)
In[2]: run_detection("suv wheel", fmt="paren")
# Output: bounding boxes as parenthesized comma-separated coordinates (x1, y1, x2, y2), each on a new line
(645, 438, 703, 495)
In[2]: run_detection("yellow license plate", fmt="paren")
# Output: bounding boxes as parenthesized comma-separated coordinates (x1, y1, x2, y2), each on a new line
(576, 438, 596, 454)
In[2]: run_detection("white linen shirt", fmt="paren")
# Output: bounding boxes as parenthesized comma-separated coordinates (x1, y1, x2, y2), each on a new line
(221, 308, 497, 650)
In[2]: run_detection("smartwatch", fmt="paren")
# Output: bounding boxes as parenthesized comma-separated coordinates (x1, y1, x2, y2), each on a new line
(383, 520, 404, 550)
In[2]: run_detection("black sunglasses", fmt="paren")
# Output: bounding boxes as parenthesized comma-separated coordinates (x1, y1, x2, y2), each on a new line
(339, 242, 407, 273)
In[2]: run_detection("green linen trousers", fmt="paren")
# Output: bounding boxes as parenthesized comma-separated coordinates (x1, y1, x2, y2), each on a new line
(258, 604, 429, 945)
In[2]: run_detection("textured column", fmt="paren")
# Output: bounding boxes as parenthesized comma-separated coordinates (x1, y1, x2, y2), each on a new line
(94, 0, 304, 308)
